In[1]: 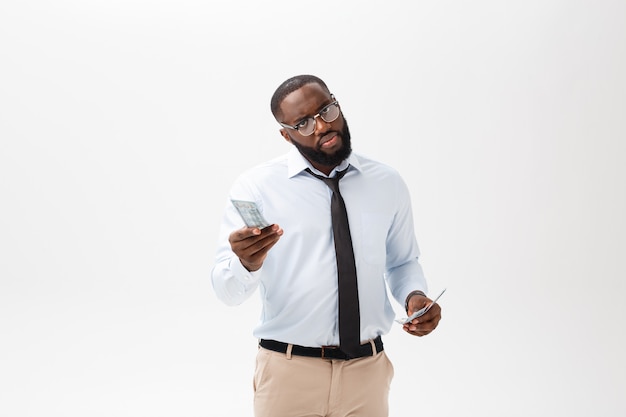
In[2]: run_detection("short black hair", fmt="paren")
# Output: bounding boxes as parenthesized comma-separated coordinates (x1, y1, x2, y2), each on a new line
(270, 74, 331, 121)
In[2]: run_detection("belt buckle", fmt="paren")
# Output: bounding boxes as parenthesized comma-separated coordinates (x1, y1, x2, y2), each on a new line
(321, 345, 339, 359)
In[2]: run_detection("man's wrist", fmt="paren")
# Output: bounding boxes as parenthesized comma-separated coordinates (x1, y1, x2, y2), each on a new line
(405, 290, 426, 313)
(240, 258, 262, 272)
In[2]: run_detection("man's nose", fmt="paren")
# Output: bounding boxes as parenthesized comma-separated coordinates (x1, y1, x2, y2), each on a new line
(314, 115, 332, 134)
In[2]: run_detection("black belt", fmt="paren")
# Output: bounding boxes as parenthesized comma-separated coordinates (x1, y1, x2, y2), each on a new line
(259, 335, 383, 360)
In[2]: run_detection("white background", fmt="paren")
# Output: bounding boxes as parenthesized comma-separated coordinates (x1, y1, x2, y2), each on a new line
(1, 1, 625, 416)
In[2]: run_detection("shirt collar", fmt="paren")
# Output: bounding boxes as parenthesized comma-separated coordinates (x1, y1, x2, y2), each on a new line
(287, 147, 362, 178)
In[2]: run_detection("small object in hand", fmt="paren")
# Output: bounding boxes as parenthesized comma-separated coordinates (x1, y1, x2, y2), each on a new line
(395, 288, 446, 324)
(231, 200, 271, 229)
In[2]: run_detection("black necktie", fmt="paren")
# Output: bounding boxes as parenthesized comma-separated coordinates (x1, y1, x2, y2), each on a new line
(306, 168, 361, 357)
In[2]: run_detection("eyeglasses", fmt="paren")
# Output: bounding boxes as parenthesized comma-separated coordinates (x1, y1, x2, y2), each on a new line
(279, 100, 341, 136)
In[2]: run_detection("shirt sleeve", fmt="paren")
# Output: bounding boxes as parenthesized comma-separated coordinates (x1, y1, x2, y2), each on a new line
(211, 256, 262, 306)
(210, 177, 264, 306)
(386, 258, 428, 308)
(383, 174, 429, 306)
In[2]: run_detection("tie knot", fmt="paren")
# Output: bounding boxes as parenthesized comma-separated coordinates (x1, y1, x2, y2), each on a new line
(305, 168, 347, 194)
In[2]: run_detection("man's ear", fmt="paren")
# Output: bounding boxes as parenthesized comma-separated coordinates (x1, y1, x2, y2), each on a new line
(279, 128, 291, 143)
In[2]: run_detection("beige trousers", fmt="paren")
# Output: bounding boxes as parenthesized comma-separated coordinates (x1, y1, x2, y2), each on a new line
(253, 346, 394, 417)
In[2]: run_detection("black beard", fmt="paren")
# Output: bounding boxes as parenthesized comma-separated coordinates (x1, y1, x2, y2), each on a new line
(290, 119, 352, 168)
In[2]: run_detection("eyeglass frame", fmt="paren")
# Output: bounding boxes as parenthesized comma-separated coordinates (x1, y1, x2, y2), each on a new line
(278, 96, 341, 136)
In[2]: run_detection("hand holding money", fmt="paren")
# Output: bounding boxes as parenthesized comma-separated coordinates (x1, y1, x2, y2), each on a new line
(401, 289, 445, 337)
(228, 224, 283, 272)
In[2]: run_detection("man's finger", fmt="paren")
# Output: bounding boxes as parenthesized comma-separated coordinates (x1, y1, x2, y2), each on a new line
(230, 226, 263, 242)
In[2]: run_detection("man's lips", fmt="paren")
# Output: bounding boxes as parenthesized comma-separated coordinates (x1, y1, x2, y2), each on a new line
(319, 133, 338, 148)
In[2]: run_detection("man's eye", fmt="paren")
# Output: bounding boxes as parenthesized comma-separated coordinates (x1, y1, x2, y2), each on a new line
(296, 119, 312, 129)
(320, 106, 331, 115)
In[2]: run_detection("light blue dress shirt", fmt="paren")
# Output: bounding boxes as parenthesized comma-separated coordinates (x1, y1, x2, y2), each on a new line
(211, 148, 428, 348)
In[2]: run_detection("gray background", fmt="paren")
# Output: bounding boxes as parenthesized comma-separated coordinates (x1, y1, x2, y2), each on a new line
(1, 1, 625, 416)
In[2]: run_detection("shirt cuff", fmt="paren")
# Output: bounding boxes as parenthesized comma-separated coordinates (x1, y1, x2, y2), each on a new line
(232, 257, 262, 285)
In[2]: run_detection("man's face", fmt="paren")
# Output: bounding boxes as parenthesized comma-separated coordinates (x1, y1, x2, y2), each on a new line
(278, 83, 351, 173)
